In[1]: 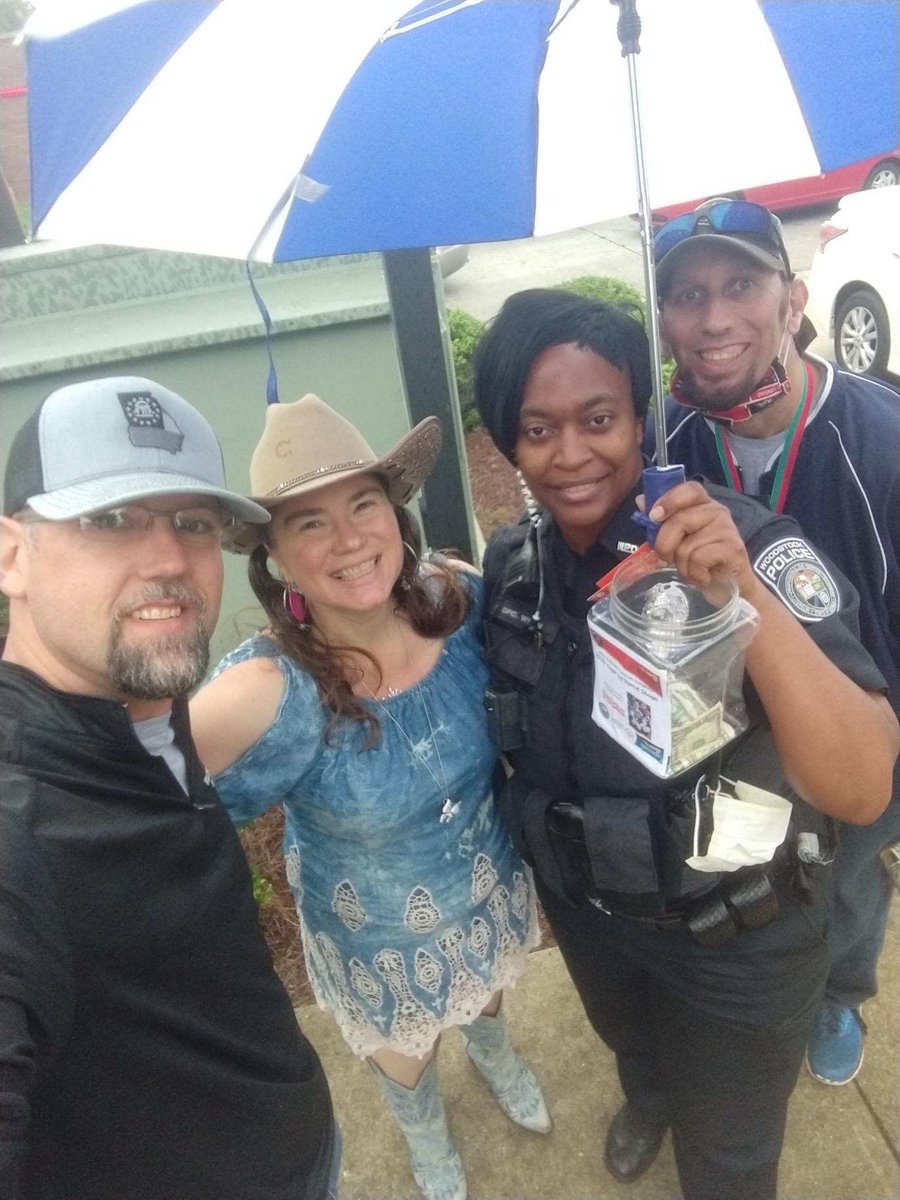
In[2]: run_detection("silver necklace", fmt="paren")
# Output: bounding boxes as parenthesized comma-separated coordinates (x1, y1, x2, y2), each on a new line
(364, 683, 461, 824)
(365, 620, 412, 700)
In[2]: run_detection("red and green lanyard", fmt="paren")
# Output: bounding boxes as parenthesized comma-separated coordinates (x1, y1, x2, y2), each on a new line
(712, 362, 816, 514)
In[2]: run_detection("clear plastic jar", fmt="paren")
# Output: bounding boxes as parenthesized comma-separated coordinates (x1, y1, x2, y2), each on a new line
(588, 563, 759, 778)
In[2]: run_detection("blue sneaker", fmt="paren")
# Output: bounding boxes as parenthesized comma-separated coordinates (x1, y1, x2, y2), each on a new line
(806, 1004, 866, 1085)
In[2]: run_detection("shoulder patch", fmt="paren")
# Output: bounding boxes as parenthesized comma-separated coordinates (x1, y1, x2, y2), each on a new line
(753, 537, 840, 622)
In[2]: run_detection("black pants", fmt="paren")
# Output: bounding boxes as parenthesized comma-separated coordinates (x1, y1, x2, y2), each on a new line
(538, 874, 829, 1200)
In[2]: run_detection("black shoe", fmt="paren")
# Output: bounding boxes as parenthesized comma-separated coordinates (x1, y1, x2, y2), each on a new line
(603, 1102, 667, 1183)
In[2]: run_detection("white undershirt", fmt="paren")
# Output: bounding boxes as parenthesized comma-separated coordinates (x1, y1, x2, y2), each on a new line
(133, 711, 189, 795)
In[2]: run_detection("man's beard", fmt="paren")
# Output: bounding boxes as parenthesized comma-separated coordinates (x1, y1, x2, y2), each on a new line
(676, 296, 793, 412)
(107, 586, 210, 701)
(675, 366, 763, 412)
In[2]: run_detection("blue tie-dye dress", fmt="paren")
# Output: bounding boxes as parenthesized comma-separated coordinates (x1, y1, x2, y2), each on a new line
(211, 576, 540, 1058)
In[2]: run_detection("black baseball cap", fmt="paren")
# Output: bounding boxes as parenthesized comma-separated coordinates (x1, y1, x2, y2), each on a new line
(654, 198, 792, 297)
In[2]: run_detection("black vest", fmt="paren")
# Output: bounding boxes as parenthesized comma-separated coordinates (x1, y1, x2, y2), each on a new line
(482, 501, 833, 917)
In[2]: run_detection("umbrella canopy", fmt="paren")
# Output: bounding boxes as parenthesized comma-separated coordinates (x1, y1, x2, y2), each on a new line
(27, 0, 900, 262)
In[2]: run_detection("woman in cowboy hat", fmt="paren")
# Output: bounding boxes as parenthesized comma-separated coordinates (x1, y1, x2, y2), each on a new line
(190, 395, 549, 1200)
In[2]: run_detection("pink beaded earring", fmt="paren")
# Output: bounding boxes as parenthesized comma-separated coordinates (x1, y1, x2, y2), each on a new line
(283, 583, 308, 626)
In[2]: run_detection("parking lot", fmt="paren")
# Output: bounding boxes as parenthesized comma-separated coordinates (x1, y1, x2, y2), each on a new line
(443, 207, 833, 364)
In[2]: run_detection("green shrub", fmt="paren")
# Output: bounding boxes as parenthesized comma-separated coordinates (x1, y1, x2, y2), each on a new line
(447, 307, 486, 432)
(553, 274, 647, 318)
(661, 357, 676, 392)
(554, 275, 675, 392)
(447, 277, 674, 438)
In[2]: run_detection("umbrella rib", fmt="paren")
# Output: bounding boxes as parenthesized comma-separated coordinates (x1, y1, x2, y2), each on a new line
(381, 0, 486, 41)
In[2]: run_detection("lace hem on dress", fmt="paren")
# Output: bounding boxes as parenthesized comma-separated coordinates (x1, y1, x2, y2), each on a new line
(300, 890, 542, 1060)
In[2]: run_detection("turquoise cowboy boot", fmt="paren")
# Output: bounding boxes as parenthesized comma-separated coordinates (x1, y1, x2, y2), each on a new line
(459, 1007, 551, 1133)
(370, 1058, 467, 1200)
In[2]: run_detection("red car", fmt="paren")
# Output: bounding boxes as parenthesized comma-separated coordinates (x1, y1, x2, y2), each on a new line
(649, 150, 900, 225)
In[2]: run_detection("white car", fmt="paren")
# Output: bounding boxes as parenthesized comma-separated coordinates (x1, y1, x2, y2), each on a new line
(805, 187, 900, 380)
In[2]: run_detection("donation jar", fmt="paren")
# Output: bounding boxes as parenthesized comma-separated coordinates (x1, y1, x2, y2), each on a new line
(588, 555, 760, 779)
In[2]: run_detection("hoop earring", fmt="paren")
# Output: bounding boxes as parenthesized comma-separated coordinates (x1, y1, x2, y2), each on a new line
(283, 582, 309, 627)
(399, 540, 419, 592)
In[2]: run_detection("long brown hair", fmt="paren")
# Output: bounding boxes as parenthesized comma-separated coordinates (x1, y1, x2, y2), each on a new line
(247, 504, 470, 746)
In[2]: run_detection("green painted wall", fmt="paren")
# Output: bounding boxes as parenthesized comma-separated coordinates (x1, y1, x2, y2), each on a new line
(0, 244, 445, 665)
(3, 319, 412, 663)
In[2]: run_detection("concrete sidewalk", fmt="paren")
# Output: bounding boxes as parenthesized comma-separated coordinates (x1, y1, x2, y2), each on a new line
(297, 904, 898, 1200)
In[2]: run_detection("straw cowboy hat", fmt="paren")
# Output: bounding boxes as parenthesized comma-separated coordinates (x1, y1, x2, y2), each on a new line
(228, 394, 442, 552)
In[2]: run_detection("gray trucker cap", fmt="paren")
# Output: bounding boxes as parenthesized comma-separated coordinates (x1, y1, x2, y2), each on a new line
(3, 377, 269, 525)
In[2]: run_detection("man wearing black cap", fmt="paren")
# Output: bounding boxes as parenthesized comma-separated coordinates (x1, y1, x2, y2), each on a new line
(0, 377, 337, 1199)
(652, 200, 899, 1088)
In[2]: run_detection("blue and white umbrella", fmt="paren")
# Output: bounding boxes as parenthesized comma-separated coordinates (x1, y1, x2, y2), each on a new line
(26, 0, 899, 263)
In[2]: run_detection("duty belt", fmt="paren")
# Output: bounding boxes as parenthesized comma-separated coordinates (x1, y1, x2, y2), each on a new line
(548, 799, 782, 949)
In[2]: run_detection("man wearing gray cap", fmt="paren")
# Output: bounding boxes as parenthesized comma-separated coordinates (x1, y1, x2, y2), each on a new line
(0, 377, 337, 1200)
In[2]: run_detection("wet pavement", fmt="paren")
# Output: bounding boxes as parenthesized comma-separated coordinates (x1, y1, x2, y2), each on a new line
(296, 901, 898, 1200)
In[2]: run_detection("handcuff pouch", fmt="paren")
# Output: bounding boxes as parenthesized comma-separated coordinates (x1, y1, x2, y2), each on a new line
(685, 869, 780, 947)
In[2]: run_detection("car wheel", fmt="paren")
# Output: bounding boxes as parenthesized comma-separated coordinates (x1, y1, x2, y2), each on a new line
(834, 288, 891, 377)
(863, 158, 900, 189)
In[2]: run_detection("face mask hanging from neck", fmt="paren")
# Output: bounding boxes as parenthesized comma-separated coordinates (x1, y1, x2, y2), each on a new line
(671, 321, 794, 426)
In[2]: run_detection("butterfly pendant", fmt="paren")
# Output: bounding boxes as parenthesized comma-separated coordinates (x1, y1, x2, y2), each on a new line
(439, 796, 461, 824)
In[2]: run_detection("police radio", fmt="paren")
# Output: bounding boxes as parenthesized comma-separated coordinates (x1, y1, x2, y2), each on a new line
(484, 687, 529, 752)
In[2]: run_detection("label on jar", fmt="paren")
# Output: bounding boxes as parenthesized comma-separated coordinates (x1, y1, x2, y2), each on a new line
(589, 625, 734, 778)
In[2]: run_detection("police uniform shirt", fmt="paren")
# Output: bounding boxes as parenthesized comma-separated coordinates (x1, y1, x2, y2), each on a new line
(485, 483, 886, 809)
(552, 495, 640, 621)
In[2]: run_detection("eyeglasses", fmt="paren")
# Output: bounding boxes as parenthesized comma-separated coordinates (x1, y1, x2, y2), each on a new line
(23, 503, 234, 546)
(653, 200, 791, 274)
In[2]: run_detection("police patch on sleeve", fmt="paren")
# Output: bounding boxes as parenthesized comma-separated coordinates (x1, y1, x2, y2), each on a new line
(753, 537, 840, 621)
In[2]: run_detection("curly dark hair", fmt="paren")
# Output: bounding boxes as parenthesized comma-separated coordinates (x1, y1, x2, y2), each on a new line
(247, 503, 470, 747)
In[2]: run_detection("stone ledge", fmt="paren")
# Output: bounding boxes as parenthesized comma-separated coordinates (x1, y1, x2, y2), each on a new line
(1, 240, 373, 318)
(1, 247, 391, 382)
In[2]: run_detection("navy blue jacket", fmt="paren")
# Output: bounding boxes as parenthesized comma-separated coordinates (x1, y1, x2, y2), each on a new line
(648, 360, 899, 708)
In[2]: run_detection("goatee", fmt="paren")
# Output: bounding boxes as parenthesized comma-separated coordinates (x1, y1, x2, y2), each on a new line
(108, 585, 210, 700)
(108, 626, 210, 700)
(676, 369, 757, 412)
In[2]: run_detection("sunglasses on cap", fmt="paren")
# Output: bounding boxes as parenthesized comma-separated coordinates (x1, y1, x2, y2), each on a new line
(653, 199, 791, 275)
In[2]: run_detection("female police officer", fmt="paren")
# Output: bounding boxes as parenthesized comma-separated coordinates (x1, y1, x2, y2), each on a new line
(473, 289, 898, 1200)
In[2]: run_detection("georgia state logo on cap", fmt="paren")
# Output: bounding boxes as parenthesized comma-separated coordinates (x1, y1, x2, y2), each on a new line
(118, 390, 184, 454)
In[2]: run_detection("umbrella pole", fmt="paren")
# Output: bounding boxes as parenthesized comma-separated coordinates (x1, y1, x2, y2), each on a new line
(611, 0, 668, 467)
